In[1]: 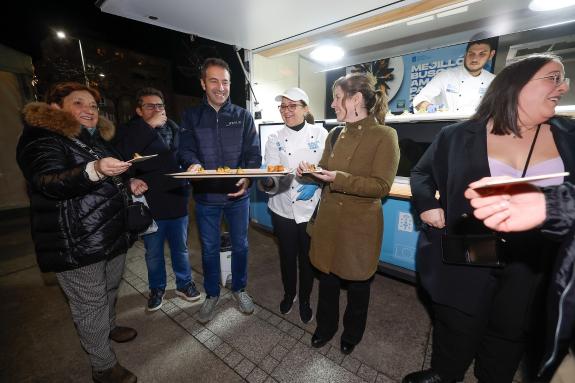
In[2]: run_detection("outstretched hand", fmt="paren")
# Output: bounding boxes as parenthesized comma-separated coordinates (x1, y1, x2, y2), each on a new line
(464, 178, 546, 232)
(96, 157, 131, 177)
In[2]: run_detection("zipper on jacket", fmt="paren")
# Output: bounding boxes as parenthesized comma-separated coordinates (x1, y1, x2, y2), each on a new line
(538, 271, 575, 376)
(216, 112, 223, 167)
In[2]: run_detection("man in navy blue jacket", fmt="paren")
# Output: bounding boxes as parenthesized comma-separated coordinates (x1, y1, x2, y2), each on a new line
(115, 88, 200, 312)
(179, 58, 261, 323)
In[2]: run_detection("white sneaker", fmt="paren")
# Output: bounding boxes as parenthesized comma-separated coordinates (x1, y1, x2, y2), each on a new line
(232, 290, 254, 314)
(198, 295, 219, 323)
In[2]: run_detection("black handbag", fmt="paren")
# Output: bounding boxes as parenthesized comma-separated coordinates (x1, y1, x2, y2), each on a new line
(126, 200, 154, 233)
(441, 230, 506, 267)
(441, 124, 542, 267)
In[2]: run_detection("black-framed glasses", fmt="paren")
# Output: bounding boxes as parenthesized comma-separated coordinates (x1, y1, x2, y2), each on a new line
(533, 73, 570, 87)
(141, 103, 165, 111)
(278, 103, 303, 112)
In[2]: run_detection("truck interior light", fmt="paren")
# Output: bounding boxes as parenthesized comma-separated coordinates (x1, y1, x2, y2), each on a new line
(406, 15, 435, 26)
(310, 45, 344, 63)
(529, 0, 575, 11)
(437, 6, 469, 18)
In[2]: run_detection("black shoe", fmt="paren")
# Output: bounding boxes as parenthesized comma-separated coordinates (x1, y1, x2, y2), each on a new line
(109, 326, 137, 343)
(340, 340, 355, 355)
(147, 288, 165, 312)
(311, 332, 332, 348)
(279, 295, 296, 315)
(402, 369, 451, 383)
(299, 301, 313, 324)
(92, 362, 137, 383)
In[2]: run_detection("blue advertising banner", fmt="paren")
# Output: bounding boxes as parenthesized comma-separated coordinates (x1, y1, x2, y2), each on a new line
(345, 43, 495, 113)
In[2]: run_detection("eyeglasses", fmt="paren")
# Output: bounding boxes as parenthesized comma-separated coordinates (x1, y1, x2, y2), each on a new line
(533, 73, 570, 87)
(141, 103, 165, 111)
(278, 104, 303, 112)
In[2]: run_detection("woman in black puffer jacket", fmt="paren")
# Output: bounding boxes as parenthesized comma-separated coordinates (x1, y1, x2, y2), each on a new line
(16, 82, 147, 383)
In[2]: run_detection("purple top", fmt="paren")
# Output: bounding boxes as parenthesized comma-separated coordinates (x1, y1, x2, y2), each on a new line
(488, 157, 565, 186)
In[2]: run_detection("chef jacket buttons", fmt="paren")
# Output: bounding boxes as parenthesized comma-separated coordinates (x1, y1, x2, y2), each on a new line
(358, 125, 362, 130)
(330, 154, 334, 158)
(338, 202, 343, 206)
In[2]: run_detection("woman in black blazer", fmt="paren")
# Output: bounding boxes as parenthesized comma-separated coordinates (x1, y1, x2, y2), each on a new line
(404, 54, 574, 383)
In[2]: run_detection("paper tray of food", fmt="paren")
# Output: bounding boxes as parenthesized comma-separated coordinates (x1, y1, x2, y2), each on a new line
(126, 153, 159, 163)
(302, 165, 323, 174)
(471, 172, 570, 189)
(167, 167, 292, 178)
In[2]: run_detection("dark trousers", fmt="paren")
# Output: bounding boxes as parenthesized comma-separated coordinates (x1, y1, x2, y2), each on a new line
(431, 261, 546, 383)
(315, 271, 372, 346)
(271, 211, 313, 303)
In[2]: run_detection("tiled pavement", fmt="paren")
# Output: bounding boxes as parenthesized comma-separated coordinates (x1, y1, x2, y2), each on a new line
(1, 212, 529, 382)
(122, 242, 398, 383)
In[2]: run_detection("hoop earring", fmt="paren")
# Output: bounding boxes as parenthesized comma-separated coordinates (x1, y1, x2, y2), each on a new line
(354, 106, 359, 117)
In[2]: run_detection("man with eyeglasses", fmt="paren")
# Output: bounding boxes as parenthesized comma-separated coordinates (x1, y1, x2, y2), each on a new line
(114, 87, 200, 312)
(413, 38, 497, 114)
(179, 58, 261, 323)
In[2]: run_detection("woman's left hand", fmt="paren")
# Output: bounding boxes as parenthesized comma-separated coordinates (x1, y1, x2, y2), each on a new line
(313, 169, 336, 183)
(130, 178, 148, 196)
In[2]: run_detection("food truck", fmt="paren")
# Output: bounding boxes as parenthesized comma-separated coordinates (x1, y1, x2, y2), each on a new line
(99, 0, 575, 280)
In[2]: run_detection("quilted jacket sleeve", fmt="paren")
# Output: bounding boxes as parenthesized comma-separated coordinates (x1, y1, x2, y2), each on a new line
(17, 136, 100, 200)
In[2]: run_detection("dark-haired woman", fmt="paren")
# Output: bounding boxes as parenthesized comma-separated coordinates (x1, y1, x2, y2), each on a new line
(405, 54, 574, 383)
(297, 73, 399, 354)
(16, 82, 146, 383)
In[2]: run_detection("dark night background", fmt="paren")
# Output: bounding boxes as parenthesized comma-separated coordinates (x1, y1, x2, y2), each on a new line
(3, 0, 249, 122)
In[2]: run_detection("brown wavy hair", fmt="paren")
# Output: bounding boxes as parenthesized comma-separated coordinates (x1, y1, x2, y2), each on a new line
(333, 72, 388, 123)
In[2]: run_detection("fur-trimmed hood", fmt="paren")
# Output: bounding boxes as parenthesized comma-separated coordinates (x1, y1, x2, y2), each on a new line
(22, 102, 116, 141)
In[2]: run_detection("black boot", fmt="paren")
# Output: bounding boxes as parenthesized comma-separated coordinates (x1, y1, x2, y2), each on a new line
(402, 369, 453, 383)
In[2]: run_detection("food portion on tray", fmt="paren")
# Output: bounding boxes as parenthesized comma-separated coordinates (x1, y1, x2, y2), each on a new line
(301, 164, 323, 174)
(167, 165, 292, 178)
(126, 152, 159, 163)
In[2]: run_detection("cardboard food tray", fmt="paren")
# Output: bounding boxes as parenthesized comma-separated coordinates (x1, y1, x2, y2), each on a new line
(302, 166, 323, 174)
(471, 172, 569, 189)
(126, 154, 159, 163)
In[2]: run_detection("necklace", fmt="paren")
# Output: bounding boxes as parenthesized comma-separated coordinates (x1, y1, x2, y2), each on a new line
(512, 125, 539, 139)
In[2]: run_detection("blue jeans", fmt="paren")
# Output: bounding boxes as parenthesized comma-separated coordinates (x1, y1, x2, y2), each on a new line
(143, 215, 192, 290)
(195, 197, 249, 297)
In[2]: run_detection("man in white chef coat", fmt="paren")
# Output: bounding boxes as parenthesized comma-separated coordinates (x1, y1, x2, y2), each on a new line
(412, 38, 496, 113)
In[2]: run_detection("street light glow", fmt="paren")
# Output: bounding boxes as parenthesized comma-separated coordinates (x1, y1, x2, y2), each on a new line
(56, 31, 66, 39)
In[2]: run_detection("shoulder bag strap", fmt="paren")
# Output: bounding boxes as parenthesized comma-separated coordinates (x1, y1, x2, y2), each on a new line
(521, 124, 542, 178)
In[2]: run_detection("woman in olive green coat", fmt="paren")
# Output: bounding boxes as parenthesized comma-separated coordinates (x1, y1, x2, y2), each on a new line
(297, 73, 399, 354)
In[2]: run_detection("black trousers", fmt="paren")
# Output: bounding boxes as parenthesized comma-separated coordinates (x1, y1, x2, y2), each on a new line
(431, 261, 548, 383)
(315, 271, 372, 346)
(271, 212, 314, 303)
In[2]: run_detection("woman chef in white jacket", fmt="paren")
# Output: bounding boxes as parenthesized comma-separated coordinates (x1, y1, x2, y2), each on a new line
(260, 87, 328, 324)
